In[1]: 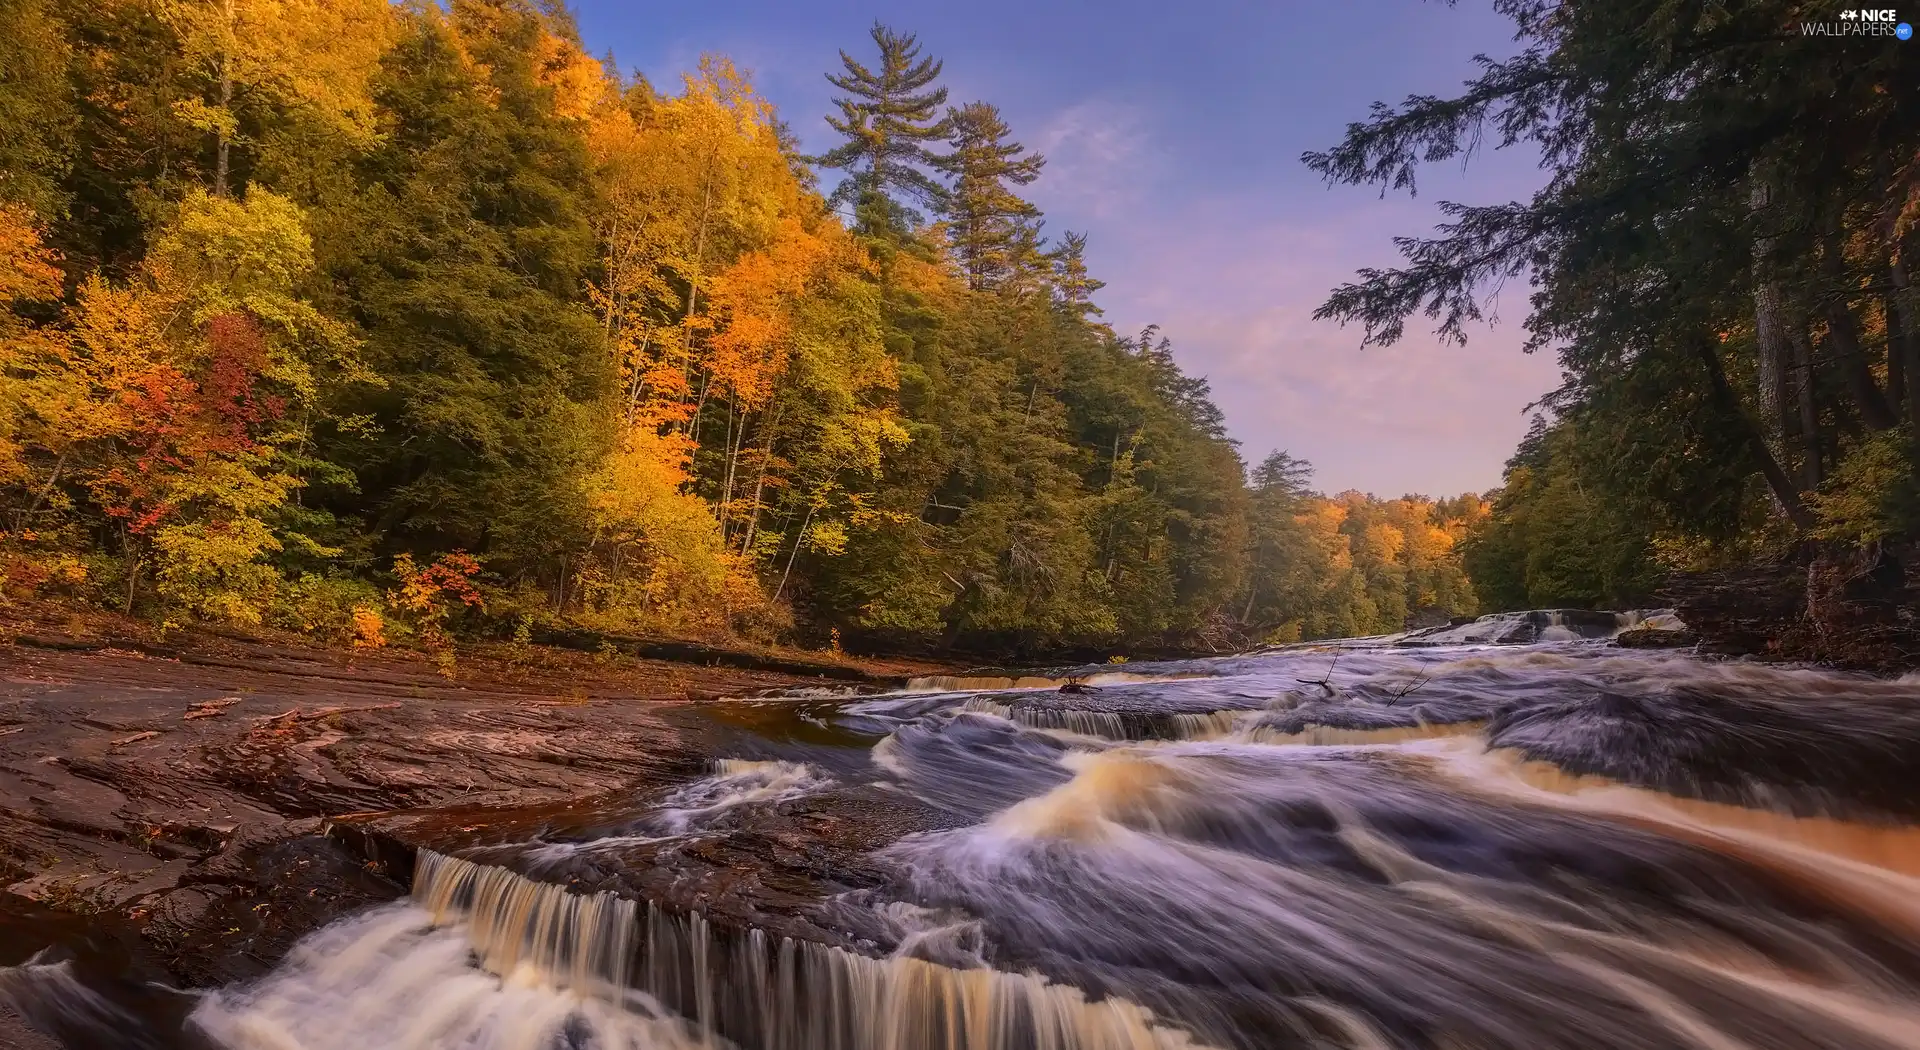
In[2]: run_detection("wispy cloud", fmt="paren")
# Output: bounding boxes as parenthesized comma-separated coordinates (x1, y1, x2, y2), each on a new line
(1030, 99, 1158, 220)
(1084, 198, 1561, 497)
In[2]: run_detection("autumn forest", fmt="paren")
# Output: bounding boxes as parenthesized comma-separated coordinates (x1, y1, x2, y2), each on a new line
(0, 0, 1498, 657)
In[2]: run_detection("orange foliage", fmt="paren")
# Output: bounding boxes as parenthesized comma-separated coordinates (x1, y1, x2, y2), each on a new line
(0, 205, 62, 307)
(703, 218, 841, 409)
(388, 551, 484, 647)
(532, 30, 607, 121)
(350, 605, 387, 648)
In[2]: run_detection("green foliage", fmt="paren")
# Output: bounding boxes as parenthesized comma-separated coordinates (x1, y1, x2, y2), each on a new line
(936, 102, 1045, 291)
(0, 0, 79, 219)
(1810, 431, 1920, 545)
(270, 571, 385, 643)
(315, 3, 613, 577)
(1460, 418, 1662, 611)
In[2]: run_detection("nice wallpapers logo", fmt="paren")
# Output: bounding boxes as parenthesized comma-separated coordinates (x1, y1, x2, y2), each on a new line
(1803, 8, 1914, 36)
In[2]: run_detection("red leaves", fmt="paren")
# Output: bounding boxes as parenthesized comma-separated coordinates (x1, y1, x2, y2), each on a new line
(411, 551, 486, 609)
(98, 312, 282, 535)
(390, 551, 486, 650)
(116, 312, 280, 461)
(392, 551, 486, 615)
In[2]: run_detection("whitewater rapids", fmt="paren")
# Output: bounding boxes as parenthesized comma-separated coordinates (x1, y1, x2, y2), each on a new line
(8, 642, 1920, 1050)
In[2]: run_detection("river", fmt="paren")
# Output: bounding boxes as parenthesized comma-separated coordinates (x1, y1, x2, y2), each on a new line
(7, 638, 1920, 1049)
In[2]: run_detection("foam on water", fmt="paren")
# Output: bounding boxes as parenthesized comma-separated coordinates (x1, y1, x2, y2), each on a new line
(189, 902, 702, 1050)
(528, 759, 834, 864)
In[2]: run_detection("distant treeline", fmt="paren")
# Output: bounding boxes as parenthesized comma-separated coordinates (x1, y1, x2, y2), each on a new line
(0, 1, 1481, 654)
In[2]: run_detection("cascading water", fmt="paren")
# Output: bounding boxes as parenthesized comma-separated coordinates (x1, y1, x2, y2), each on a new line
(11, 636, 1920, 1050)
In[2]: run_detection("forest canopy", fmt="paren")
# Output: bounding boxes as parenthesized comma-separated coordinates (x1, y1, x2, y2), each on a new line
(0, 1, 1486, 656)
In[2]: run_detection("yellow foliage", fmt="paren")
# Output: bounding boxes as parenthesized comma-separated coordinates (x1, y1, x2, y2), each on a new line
(0, 550, 88, 599)
(705, 218, 856, 409)
(1298, 501, 1355, 573)
(0, 187, 351, 621)
(1265, 621, 1304, 645)
(532, 30, 607, 121)
(350, 605, 386, 648)
(0, 204, 63, 309)
(1361, 522, 1405, 564)
(159, 0, 400, 147)
(387, 551, 484, 648)
(1809, 431, 1910, 543)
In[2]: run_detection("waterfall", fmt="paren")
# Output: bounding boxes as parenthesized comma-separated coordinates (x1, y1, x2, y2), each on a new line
(412, 850, 636, 1000)
(961, 697, 1130, 739)
(409, 850, 1209, 1050)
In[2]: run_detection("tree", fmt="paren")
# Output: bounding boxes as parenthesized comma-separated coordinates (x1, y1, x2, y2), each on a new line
(1460, 417, 1662, 610)
(1307, 0, 1920, 543)
(936, 102, 1045, 291)
(158, 0, 397, 196)
(4, 11, 1510, 654)
(0, 0, 79, 220)
(1, 187, 356, 617)
(1048, 231, 1104, 319)
(316, 2, 612, 582)
(814, 22, 951, 235)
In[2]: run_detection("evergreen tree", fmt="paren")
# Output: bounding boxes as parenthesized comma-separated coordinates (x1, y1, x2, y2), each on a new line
(1309, 0, 1920, 555)
(935, 101, 1045, 291)
(316, 3, 612, 580)
(815, 22, 951, 235)
(1460, 417, 1663, 610)
(1048, 231, 1104, 318)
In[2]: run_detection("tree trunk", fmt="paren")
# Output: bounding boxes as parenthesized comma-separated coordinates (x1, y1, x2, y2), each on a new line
(1826, 299, 1898, 431)
(676, 147, 719, 418)
(773, 503, 817, 602)
(215, 0, 235, 197)
(215, 61, 232, 196)
(1691, 332, 1815, 530)
(1751, 176, 1791, 448)
(18, 449, 69, 534)
(1789, 321, 1823, 490)
(1823, 234, 1898, 431)
(737, 407, 782, 559)
(123, 556, 142, 615)
(719, 403, 750, 542)
(1889, 294, 1907, 420)
(1893, 252, 1920, 448)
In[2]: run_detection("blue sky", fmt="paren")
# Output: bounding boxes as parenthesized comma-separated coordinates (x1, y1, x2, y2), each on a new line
(569, 0, 1562, 498)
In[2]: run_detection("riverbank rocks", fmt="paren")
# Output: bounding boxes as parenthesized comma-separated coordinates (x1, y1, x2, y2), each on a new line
(1614, 625, 1700, 648)
(1397, 609, 1627, 646)
(0, 635, 935, 992)
(1664, 542, 1920, 673)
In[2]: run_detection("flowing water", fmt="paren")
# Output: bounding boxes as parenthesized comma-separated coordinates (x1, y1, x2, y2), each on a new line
(9, 640, 1920, 1050)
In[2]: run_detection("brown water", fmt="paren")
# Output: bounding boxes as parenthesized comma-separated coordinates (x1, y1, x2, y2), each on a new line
(10, 642, 1920, 1049)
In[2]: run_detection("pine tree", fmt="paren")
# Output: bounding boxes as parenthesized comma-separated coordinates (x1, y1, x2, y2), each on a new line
(1048, 231, 1104, 318)
(815, 22, 951, 234)
(317, 3, 612, 578)
(936, 101, 1044, 291)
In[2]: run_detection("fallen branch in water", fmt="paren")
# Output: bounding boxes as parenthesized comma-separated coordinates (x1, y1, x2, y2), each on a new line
(1296, 653, 1340, 694)
(1384, 668, 1432, 707)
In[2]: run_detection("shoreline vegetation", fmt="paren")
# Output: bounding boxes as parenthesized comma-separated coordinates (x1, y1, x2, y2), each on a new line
(0, 1, 1490, 665)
